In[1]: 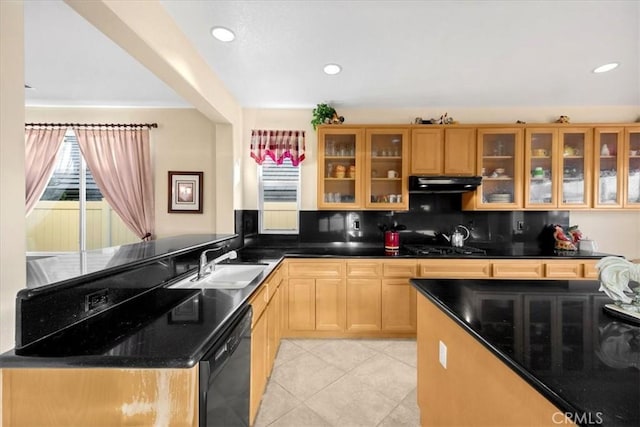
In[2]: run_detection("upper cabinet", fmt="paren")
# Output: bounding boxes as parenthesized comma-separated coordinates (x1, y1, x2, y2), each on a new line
(524, 127, 592, 209)
(410, 127, 476, 175)
(317, 127, 364, 209)
(317, 126, 408, 210)
(591, 126, 639, 209)
(594, 127, 624, 208)
(364, 128, 409, 210)
(624, 126, 640, 207)
(465, 128, 523, 210)
(318, 123, 638, 211)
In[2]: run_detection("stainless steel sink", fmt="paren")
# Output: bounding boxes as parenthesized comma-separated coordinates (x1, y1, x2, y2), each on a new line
(168, 264, 268, 289)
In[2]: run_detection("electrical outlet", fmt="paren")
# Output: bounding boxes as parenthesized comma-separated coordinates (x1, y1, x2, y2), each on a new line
(85, 289, 109, 312)
(517, 220, 524, 231)
(439, 340, 447, 369)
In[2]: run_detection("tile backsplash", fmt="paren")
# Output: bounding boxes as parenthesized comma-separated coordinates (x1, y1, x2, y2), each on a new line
(237, 193, 569, 248)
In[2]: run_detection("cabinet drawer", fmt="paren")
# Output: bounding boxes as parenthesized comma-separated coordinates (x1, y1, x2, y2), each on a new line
(419, 260, 491, 278)
(492, 261, 543, 278)
(583, 260, 599, 279)
(287, 260, 344, 278)
(544, 261, 582, 278)
(346, 260, 382, 277)
(383, 260, 417, 277)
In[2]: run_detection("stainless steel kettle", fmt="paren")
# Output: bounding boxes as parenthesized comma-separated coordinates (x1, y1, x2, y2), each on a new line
(450, 225, 470, 247)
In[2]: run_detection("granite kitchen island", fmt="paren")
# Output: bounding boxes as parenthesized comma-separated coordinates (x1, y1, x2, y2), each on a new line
(411, 278, 639, 426)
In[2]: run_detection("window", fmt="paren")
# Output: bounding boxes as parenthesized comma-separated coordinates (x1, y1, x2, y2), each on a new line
(258, 156, 300, 233)
(40, 133, 102, 201)
(26, 130, 138, 253)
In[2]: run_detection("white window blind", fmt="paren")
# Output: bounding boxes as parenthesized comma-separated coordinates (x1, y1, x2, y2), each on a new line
(258, 156, 300, 233)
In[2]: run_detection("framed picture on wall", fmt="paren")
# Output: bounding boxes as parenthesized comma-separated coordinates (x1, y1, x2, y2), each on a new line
(168, 171, 203, 213)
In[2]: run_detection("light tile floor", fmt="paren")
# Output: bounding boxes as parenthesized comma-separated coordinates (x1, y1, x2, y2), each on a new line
(254, 339, 419, 427)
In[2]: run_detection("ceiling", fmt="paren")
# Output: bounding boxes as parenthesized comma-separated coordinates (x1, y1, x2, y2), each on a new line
(25, 1, 640, 110)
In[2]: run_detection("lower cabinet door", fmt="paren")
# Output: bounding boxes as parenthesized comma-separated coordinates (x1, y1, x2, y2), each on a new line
(382, 279, 416, 332)
(250, 311, 268, 425)
(288, 278, 316, 330)
(346, 279, 381, 331)
(315, 279, 346, 330)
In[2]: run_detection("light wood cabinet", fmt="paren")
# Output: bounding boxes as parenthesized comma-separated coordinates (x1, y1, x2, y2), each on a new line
(346, 278, 382, 331)
(419, 258, 600, 280)
(623, 126, 640, 207)
(410, 127, 476, 176)
(419, 259, 492, 278)
(381, 260, 417, 332)
(417, 293, 572, 426)
(249, 265, 284, 425)
(250, 303, 268, 425)
(287, 278, 316, 331)
(317, 125, 409, 210)
(524, 127, 593, 209)
(492, 260, 543, 278)
(315, 278, 346, 331)
(594, 127, 625, 208)
(364, 127, 409, 210)
(463, 127, 524, 210)
(2, 367, 199, 427)
(283, 259, 417, 337)
(382, 278, 416, 332)
(593, 125, 640, 208)
(317, 126, 364, 209)
(286, 260, 343, 332)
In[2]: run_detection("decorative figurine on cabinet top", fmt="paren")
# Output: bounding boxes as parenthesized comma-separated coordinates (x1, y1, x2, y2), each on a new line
(555, 115, 571, 123)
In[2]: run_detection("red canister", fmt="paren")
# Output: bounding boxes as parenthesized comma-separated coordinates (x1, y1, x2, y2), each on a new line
(384, 231, 400, 254)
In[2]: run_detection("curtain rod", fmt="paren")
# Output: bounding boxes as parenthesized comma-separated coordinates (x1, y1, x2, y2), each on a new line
(25, 123, 158, 129)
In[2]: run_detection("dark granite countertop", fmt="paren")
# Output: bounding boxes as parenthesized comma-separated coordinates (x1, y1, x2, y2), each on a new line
(1, 259, 279, 368)
(25, 233, 238, 290)
(411, 278, 639, 426)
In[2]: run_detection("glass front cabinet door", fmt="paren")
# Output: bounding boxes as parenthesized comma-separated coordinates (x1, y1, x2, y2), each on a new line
(525, 127, 591, 209)
(475, 128, 523, 209)
(364, 128, 409, 209)
(594, 127, 624, 208)
(558, 128, 592, 209)
(317, 127, 364, 209)
(624, 127, 640, 207)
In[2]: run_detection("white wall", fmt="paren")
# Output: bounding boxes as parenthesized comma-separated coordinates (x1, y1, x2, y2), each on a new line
(1, 0, 26, 354)
(242, 106, 640, 259)
(25, 107, 220, 238)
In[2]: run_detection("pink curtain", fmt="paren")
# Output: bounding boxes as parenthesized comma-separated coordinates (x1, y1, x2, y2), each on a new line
(250, 130, 306, 166)
(74, 127, 155, 241)
(25, 127, 67, 216)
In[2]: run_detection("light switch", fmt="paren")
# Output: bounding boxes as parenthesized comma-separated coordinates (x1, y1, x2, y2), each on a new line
(439, 340, 447, 369)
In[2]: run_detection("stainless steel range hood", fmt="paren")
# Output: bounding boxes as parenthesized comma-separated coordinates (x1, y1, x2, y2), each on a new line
(409, 176, 482, 193)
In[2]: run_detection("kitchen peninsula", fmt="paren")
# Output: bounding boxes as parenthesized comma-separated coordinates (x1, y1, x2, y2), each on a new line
(411, 278, 639, 426)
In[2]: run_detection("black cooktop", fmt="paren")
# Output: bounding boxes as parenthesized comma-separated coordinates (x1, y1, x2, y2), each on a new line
(403, 244, 487, 256)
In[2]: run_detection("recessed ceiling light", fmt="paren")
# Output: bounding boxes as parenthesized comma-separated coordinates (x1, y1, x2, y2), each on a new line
(211, 26, 235, 42)
(323, 64, 342, 75)
(593, 62, 619, 73)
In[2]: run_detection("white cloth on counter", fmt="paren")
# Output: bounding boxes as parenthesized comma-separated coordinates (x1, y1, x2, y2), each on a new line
(597, 257, 640, 304)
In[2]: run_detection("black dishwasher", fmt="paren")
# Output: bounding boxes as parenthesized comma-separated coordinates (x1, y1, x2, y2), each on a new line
(199, 305, 252, 427)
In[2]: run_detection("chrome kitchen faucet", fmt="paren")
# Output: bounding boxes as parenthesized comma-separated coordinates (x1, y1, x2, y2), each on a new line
(197, 247, 238, 280)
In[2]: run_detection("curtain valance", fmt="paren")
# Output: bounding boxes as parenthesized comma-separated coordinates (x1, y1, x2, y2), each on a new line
(250, 130, 306, 166)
